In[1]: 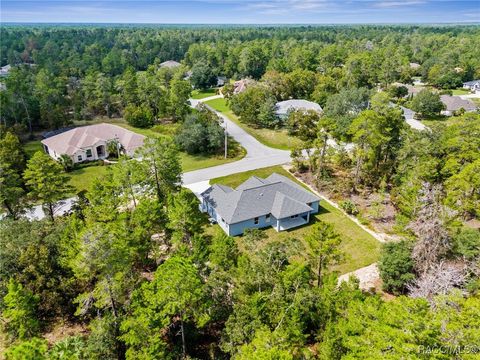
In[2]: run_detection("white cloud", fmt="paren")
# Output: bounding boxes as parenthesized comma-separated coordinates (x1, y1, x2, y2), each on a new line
(374, 0, 426, 8)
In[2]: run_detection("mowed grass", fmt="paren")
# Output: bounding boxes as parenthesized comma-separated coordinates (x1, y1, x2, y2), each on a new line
(209, 165, 381, 274)
(22, 119, 245, 194)
(191, 88, 218, 99)
(67, 164, 110, 193)
(451, 88, 470, 95)
(23, 140, 44, 159)
(204, 98, 303, 150)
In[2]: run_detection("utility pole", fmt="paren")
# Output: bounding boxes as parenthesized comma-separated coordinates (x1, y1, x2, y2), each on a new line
(224, 121, 228, 159)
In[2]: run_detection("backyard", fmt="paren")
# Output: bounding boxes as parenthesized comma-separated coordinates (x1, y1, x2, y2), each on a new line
(204, 97, 303, 150)
(209, 165, 381, 274)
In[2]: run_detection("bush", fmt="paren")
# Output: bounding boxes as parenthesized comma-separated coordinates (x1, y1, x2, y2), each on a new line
(340, 200, 359, 215)
(176, 107, 224, 155)
(452, 228, 480, 260)
(124, 104, 154, 128)
(378, 240, 415, 295)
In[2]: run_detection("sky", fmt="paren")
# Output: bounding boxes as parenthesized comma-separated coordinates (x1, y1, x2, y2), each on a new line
(1, 0, 479, 24)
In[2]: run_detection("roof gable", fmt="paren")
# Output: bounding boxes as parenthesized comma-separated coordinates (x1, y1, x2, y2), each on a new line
(201, 173, 320, 224)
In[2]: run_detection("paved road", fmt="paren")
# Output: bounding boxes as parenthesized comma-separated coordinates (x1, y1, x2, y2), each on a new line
(400, 106, 429, 131)
(22, 96, 291, 220)
(185, 96, 291, 184)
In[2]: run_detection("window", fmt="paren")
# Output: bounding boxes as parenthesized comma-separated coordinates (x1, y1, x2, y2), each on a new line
(290, 214, 298, 219)
(221, 218, 225, 223)
(77, 155, 83, 161)
(265, 214, 271, 223)
(254, 217, 259, 225)
(86, 149, 92, 158)
(307, 202, 312, 206)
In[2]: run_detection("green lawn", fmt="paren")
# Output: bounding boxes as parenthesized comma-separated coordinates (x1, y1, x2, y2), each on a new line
(22, 121, 246, 193)
(191, 88, 218, 99)
(67, 164, 110, 193)
(210, 165, 381, 274)
(204, 98, 303, 150)
(23, 140, 43, 159)
(451, 88, 470, 95)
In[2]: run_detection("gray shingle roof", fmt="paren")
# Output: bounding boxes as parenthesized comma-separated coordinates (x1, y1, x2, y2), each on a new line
(201, 173, 320, 224)
(440, 95, 477, 112)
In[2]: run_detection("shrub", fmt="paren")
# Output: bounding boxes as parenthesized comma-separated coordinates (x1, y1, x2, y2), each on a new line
(378, 240, 415, 295)
(340, 200, 359, 215)
(124, 104, 154, 128)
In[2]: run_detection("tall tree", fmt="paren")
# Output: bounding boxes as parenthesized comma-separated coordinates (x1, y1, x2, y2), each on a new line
(137, 137, 182, 205)
(23, 151, 73, 222)
(304, 220, 343, 287)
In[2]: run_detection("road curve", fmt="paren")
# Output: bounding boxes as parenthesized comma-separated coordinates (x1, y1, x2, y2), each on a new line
(185, 96, 291, 184)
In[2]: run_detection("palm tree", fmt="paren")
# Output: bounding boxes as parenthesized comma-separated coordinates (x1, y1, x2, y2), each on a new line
(58, 154, 74, 172)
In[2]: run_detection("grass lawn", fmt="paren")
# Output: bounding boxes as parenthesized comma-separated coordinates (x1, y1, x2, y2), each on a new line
(23, 140, 44, 159)
(22, 119, 246, 193)
(191, 88, 218, 99)
(209, 165, 381, 274)
(67, 164, 110, 194)
(204, 98, 303, 150)
(451, 88, 470, 95)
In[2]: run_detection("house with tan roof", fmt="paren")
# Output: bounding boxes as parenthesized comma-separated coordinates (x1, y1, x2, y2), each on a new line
(41, 123, 145, 163)
(159, 60, 181, 69)
(200, 173, 320, 236)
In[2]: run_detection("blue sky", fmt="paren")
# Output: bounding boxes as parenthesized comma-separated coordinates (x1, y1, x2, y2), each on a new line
(1, 0, 479, 24)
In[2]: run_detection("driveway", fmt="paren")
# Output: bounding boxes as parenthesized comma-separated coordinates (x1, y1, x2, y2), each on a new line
(400, 105, 429, 131)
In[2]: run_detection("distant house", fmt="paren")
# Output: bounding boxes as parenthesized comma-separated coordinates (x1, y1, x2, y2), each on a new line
(200, 173, 320, 236)
(409, 62, 421, 70)
(0, 64, 11, 77)
(274, 99, 323, 120)
(159, 60, 181, 69)
(233, 79, 254, 95)
(41, 123, 145, 163)
(463, 80, 480, 93)
(440, 95, 477, 116)
(217, 76, 227, 87)
(392, 82, 422, 97)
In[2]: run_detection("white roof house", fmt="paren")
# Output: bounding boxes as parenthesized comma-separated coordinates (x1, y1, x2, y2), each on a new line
(0, 64, 11, 77)
(41, 123, 145, 163)
(159, 60, 181, 69)
(463, 80, 480, 93)
(275, 99, 323, 119)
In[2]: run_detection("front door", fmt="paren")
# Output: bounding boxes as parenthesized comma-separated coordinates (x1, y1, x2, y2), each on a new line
(96, 145, 105, 158)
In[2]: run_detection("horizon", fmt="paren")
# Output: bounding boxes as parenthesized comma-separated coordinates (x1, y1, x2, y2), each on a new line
(2, 0, 479, 24)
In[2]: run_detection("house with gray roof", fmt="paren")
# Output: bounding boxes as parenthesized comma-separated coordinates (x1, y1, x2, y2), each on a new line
(463, 79, 480, 93)
(274, 99, 323, 120)
(200, 173, 320, 236)
(440, 95, 477, 116)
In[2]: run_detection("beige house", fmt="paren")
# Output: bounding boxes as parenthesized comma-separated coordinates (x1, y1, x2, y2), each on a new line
(41, 123, 145, 163)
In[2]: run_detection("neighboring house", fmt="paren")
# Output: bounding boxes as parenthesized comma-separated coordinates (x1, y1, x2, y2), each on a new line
(274, 99, 323, 120)
(440, 95, 477, 116)
(217, 76, 227, 87)
(463, 79, 480, 93)
(392, 82, 422, 97)
(200, 173, 320, 236)
(159, 60, 181, 69)
(0, 64, 11, 77)
(233, 78, 254, 95)
(41, 123, 145, 163)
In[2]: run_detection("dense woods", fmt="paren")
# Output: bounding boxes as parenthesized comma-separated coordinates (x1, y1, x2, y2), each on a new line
(1, 24, 480, 359)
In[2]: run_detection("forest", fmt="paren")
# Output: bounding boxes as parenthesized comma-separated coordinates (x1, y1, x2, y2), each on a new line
(1, 24, 480, 359)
